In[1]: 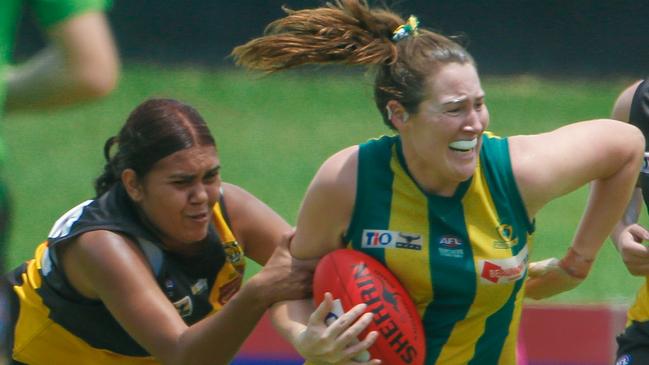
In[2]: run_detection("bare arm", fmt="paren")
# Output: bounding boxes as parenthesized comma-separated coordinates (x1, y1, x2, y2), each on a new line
(221, 182, 291, 265)
(512, 119, 644, 298)
(5, 11, 119, 112)
(59, 192, 314, 365)
(269, 146, 379, 364)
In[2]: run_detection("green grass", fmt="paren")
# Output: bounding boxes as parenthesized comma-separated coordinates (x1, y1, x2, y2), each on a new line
(3, 65, 644, 303)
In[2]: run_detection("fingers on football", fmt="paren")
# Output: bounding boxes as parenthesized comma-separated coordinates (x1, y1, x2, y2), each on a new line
(324, 302, 369, 338)
(310, 292, 335, 324)
(344, 330, 379, 358)
(335, 311, 374, 346)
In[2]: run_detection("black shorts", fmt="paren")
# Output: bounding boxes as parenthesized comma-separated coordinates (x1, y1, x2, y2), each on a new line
(615, 320, 649, 365)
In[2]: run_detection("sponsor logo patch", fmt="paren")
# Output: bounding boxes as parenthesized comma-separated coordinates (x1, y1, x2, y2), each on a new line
(479, 246, 528, 284)
(191, 278, 208, 295)
(361, 229, 423, 250)
(438, 235, 464, 258)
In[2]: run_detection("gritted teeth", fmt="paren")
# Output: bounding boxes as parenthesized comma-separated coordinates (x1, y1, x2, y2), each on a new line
(449, 138, 477, 152)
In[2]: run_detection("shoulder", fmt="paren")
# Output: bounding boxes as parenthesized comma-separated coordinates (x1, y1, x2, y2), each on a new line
(59, 230, 148, 299)
(312, 145, 359, 190)
(612, 80, 643, 122)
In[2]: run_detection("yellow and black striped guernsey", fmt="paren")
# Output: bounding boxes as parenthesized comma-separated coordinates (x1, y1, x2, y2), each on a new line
(4, 184, 244, 364)
(344, 134, 534, 365)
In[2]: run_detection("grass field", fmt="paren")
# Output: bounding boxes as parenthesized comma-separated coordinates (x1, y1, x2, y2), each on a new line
(3, 64, 645, 304)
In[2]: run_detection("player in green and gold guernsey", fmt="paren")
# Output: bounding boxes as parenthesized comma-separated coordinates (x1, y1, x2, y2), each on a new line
(0, 98, 315, 365)
(232, 1, 645, 364)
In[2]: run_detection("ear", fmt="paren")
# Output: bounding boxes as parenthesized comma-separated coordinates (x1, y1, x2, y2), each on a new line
(121, 168, 143, 202)
(386, 100, 409, 130)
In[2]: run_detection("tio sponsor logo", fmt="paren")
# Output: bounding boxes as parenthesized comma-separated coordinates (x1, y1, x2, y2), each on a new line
(361, 229, 423, 251)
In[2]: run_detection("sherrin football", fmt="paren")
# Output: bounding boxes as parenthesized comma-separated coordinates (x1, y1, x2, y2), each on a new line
(313, 249, 425, 365)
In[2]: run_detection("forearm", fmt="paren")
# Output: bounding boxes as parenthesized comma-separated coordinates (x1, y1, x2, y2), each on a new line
(269, 299, 314, 344)
(572, 160, 640, 259)
(172, 282, 270, 365)
(5, 12, 118, 112)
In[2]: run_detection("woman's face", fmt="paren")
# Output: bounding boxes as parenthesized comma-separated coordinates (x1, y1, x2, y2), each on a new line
(127, 145, 221, 250)
(399, 62, 489, 194)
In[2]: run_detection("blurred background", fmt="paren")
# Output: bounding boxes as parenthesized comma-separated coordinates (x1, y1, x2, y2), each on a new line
(7, 1, 649, 364)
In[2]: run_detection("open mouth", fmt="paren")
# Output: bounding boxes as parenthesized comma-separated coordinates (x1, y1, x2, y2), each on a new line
(449, 138, 477, 152)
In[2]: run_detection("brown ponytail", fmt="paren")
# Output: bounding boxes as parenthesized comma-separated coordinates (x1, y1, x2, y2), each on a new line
(232, 0, 475, 130)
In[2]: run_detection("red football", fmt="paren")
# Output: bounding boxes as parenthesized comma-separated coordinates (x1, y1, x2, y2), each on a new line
(313, 249, 425, 365)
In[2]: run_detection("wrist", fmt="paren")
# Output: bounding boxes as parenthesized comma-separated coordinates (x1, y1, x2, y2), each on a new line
(558, 247, 594, 279)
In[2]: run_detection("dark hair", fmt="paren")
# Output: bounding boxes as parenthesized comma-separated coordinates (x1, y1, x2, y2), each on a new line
(231, 0, 474, 130)
(94, 98, 216, 196)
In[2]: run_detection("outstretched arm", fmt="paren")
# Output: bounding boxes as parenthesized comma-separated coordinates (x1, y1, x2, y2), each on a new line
(511, 119, 644, 298)
(5, 11, 119, 112)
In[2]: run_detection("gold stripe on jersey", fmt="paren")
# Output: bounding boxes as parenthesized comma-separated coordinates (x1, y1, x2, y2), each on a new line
(209, 201, 245, 313)
(385, 153, 432, 317)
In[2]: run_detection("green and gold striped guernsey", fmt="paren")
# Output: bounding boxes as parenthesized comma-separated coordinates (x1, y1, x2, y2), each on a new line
(344, 134, 534, 365)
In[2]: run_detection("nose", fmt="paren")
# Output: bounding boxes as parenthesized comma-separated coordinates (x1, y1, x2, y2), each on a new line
(190, 183, 209, 204)
(463, 108, 486, 133)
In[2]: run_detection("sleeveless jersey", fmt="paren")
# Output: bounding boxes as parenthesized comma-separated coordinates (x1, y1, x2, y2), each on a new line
(626, 79, 649, 324)
(5, 183, 245, 365)
(344, 134, 534, 365)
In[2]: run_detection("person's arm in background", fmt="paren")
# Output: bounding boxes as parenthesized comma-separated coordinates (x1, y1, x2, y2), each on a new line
(609, 80, 649, 275)
(5, 10, 119, 112)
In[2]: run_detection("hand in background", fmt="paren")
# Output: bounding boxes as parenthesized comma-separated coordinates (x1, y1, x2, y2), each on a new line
(613, 223, 649, 276)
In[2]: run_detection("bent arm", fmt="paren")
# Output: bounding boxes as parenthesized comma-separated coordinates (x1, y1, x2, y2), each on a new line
(5, 11, 119, 112)
(269, 147, 379, 364)
(512, 119, 643, 260)
(270, 146, 358, 341)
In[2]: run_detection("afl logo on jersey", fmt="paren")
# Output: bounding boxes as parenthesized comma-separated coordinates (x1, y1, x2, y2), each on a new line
(361, 229, 423, 250)
(438, 235, 464, 258)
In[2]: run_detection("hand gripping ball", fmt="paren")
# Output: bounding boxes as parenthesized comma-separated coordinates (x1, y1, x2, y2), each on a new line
(313, 249, 425, 365)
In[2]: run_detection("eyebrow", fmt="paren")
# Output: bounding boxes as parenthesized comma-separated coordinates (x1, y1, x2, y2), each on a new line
(169, 165, 220, 179)
(442, 96, 468, 106)
(442, 94, 485, 106)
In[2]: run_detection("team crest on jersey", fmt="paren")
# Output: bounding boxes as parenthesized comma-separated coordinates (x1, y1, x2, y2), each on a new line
(223, 241, 243, 264)
(478, 246, 528, 284)
(437, 235, 464, 258)
(361, 229, 423, 250)
(173, 296, 193, 317)
(493, 224, 519, 249)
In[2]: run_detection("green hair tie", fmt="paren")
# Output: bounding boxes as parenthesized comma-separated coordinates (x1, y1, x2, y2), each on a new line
(392, 15, 420, 42)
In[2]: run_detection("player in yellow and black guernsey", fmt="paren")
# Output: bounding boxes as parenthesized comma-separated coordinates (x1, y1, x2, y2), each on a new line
(233, 1, 644, 364)
(611, 79, 649, 365)
(1, 98, 314, 365)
